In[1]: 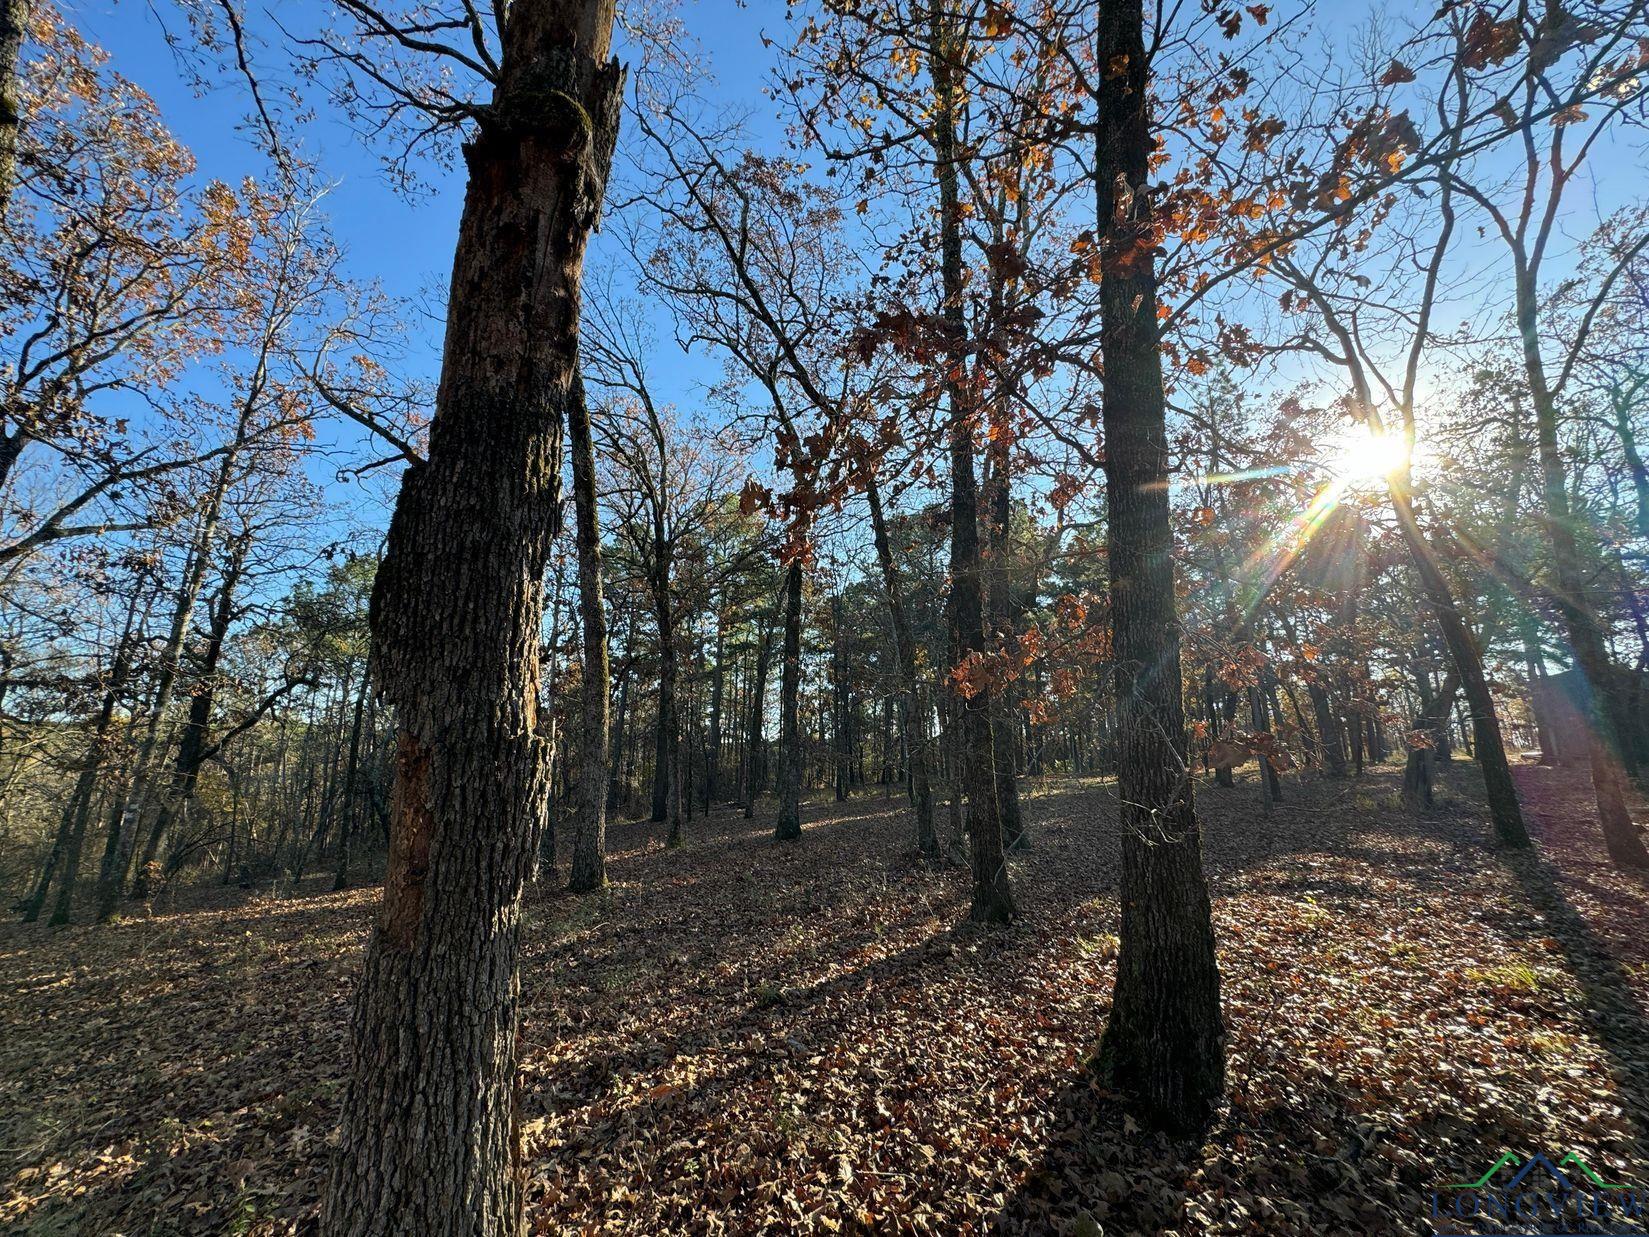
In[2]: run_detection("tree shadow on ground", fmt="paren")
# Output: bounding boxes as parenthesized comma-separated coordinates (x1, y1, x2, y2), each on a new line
(1489, 846, 1649, 1170)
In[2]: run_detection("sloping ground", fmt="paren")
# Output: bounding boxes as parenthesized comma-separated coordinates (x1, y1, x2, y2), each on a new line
(1, 761, 1646, 1235)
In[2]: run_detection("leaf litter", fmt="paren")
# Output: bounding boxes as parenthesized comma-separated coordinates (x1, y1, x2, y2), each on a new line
(1, 761, 1645, 1235)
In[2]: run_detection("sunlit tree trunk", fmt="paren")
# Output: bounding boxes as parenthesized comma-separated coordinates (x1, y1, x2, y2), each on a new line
(0, 0, 28, 224)
(320, 3, 623, 1231)
(1092, 0, 1223, 1132)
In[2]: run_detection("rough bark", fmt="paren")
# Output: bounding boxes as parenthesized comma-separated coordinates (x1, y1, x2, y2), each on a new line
(774, 559, 804, 840)
(567, 371, 609, 892)
(928, 0, 1012, 923)
(0, 0, 28, 223)
(320, 5, 623, 1233)
(1091, 0, 1224, 1133)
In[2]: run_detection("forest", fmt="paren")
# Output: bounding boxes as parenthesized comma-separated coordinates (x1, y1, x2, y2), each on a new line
(2, 0, 1649, 1232)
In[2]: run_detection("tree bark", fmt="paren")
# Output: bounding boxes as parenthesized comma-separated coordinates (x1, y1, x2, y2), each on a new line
(1091, 0, 1223, 1132)
(321, 5, 622, 1233)
(567, 372, 609, 892)
(0, 0, 29, 224)
(651, 590, 674, 824)
(928, 0, 1012, 923)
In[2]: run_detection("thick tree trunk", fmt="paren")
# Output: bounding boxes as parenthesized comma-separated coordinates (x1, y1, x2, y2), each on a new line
(774, 559, 804, 840)
(567, 372, 609, 892)
(320, 6, 622, 1233)
(1091, 0, 1223, 1132)
(0, 0, 28, 224)
(866, 477, 938, 859)
(928, 2, 1012, 923)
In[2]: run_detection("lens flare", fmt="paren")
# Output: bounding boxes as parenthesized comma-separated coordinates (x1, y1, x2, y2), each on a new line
(1330, 425, 1409, 488)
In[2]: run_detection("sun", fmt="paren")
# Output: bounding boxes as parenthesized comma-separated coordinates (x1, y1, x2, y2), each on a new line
(1330, 425, 1409, 489)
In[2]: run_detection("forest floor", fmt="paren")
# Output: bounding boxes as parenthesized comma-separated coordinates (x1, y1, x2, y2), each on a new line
(2, 761, 1648, 1236)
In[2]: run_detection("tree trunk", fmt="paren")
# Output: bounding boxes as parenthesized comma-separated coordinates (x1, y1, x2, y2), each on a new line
(1403, 668, 1459, 811)
(1518, 274, 1649, 867)
(0, 0, 29, 226)
(1091, 0, 1223, 1132)
(321, 5, 622, 1233)
(706, 606, 724, 807)
(866, 477, 938, 859)
(831, 593, 849, 802)
(606, 660, 630, 812)
(133, 534, 251, 898)
(1613, 390, 1649, 542)
(774, 559, 804, 840)
(334, 661, 370, 892)
(1306, 681, 1347, 777)
(21, 776, 87, 922)
(928, 2, 1012, 923)
(986, 432, 1026, 850)
(1385, 490, 1529, 847)
(651, 607, 673, 823)
(567, 372, 609, 892)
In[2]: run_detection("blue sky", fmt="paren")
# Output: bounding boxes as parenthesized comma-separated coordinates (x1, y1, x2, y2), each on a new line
(63, 0, 792, 540)
(55, 0, 1647, 550)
